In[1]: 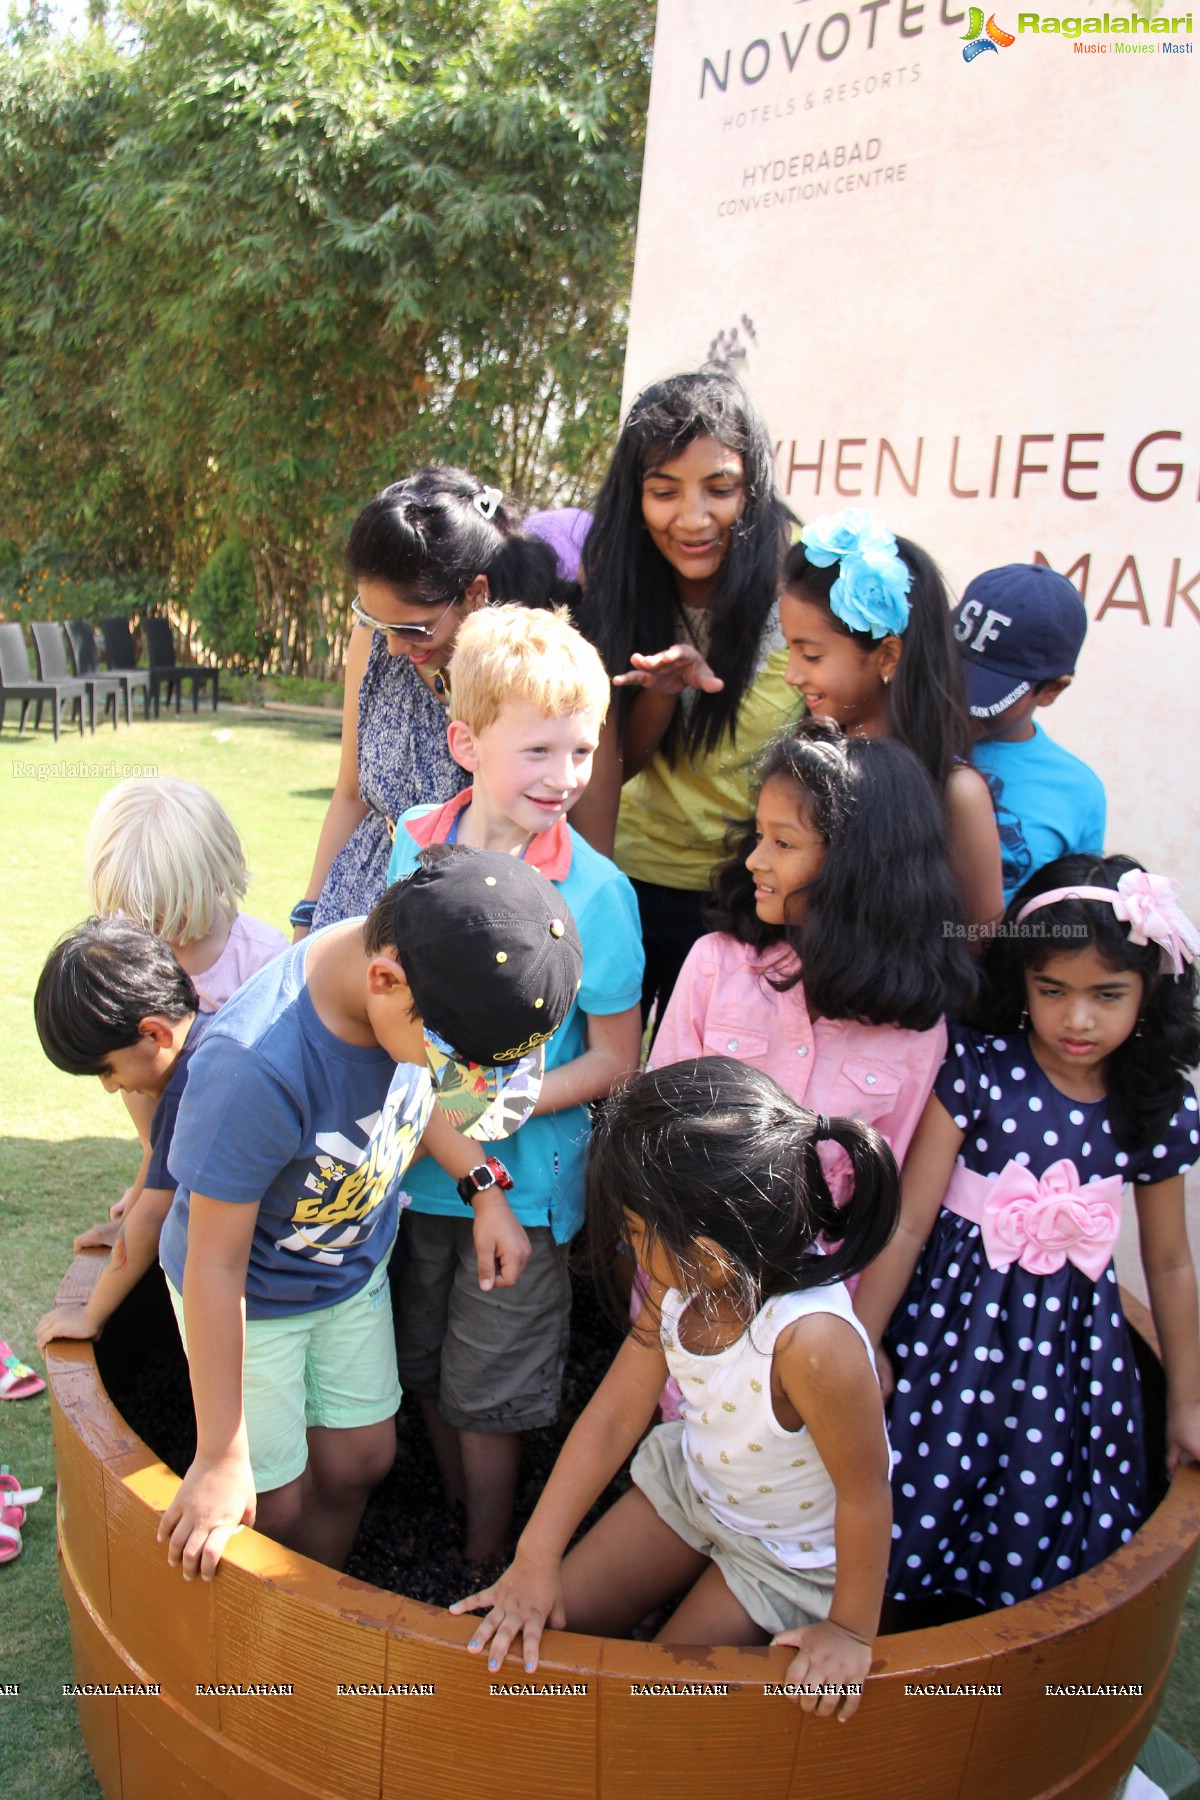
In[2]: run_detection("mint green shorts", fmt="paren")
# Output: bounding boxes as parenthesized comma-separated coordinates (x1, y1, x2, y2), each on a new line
(166, 1258, 402, 1495)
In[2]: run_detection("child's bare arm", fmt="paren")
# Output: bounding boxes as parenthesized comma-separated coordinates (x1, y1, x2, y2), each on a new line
(40, 1186, 174, 1351)
(531, 1005, 642, 1115)
(771, 1314, 892, 1719)
(158, 1193, 258, 1580)
(853, 1092, 963, 1361)
(451, 1309, 670, 1670)
(1134, 1175, 1200, 1474)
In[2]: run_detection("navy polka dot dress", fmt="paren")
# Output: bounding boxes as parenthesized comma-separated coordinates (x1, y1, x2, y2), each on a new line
(885, 1027, 1200, 1610)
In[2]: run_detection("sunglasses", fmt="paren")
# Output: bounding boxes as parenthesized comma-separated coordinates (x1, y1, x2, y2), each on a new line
(351, 593, 460, 643)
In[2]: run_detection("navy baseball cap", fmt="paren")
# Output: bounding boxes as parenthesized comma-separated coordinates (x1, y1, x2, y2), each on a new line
(951, 564, 1089, 720)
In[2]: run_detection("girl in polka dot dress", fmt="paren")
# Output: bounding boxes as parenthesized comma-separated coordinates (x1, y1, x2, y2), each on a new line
(854, 853, 1200, 1612)
(453, 1058, 898, 1720)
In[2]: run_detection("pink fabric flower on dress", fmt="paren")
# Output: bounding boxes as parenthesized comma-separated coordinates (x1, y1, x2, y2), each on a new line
(980, 1159, 1123, 1282)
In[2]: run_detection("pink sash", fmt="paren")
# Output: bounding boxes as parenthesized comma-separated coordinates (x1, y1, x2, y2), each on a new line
(941, 1159, 1122, 1282)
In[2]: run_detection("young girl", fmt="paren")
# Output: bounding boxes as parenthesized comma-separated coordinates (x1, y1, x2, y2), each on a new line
(854, 854, 1200, 1612)
(452, 1058, 899, 1719)
(87, 776, 286, 1011)
(574, 369, 798, 1022)
(80, 776, 286, 1243)
(780, 509, 1003, 937)
(652, 718, 977, 1157)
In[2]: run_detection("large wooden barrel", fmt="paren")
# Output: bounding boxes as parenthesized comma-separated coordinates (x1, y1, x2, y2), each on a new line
(46, 1251, 1200, 1800)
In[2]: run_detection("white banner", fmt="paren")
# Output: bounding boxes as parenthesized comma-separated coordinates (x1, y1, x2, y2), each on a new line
(624, 0, 1199, 905)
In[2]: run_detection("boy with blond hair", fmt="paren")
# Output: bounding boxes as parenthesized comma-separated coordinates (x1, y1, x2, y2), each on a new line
(387, 604, 644, 1560)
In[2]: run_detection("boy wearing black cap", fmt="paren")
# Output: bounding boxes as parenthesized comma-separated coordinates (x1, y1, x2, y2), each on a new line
(154, 846, 581, 1581)
(952, 564, 1106, 905)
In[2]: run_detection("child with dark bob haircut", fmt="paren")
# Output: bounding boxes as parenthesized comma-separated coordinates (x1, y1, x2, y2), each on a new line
(453, 1058, 898, 1719)
(35, 918, 212, 1354)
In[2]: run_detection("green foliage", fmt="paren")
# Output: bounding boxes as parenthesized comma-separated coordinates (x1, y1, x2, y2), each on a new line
(0, 545, 162, 623)
(0, 0, 651, 674)
(189, 536, 265, 669)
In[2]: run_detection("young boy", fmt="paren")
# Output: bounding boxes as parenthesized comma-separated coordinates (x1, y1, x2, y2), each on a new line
(952, 563, 1106, 905)
(386, 604, 644, 1561)
(35, 918, 212, 1352)
(131, 846, 580, 1581)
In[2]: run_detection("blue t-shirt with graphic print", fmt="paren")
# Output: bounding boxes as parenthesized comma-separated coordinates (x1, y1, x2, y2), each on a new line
(159, 932, 432, 1320)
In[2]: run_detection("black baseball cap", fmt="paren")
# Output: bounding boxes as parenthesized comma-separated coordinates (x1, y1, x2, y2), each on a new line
(951, 564, 1088, 720)
(384, 844, 582, 1140)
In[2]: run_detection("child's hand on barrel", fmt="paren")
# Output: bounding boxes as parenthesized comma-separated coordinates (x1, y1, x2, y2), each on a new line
(36, 1304, 100, 1354)
(159, 1453, 257, 1580)
(1166, 1397, 1200, 1477)
(450, 1547, 567, 1673)
(771, 1618, 873, 1720)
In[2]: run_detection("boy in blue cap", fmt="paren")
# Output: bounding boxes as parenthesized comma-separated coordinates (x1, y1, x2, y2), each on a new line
(952, 563, 1106, 905)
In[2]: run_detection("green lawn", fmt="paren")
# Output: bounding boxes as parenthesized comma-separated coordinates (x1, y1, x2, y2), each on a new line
(0, 705, 1197, 1798)
(0, 707, 339, 1799)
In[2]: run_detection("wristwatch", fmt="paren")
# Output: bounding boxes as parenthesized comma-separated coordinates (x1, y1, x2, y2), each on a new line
(455, 1157, 514, 1207)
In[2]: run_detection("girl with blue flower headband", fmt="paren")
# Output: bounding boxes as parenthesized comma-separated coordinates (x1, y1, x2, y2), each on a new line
(781, 509, 1003, 937)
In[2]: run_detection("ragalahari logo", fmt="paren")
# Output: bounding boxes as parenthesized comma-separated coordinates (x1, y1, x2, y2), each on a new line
(962, 7, 1018, 56)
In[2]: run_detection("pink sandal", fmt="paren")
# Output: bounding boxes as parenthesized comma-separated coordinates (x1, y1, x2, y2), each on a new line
(1, 1467, 43, 1530)
(0, 1343, 46, 1401)
(0, 1473, 42, 1565)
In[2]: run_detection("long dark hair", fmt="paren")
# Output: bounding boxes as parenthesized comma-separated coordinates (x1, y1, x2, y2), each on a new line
(347, 466, 558, 608)
(587, 1058, 900, 1325)
(975, 853, 1200, 1152)
(708, 718, 977, 1030)
(579, 369, 791, 759)
(782, 533, 971, 791)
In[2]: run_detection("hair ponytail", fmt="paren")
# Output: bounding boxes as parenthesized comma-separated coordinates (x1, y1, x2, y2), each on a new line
(585, 1058, 899, 1321)
(800, 1115, 900, 1289)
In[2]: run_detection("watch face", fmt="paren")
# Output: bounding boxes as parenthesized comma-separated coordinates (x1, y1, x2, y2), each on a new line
(468, 1164, 494, 1190)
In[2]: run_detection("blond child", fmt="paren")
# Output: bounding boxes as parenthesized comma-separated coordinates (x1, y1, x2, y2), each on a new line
(77, 777, 286, 1247)
(386, 604, 645, 1560)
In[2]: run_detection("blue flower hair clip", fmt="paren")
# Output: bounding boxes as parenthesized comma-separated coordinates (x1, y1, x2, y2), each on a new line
(799, 508, 912, 639)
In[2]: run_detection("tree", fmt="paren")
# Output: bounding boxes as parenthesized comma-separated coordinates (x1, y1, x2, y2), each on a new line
(0, 0, 651, 670)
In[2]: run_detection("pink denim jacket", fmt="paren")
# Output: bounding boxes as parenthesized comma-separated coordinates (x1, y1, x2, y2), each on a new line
(650, 932, 946, 1172)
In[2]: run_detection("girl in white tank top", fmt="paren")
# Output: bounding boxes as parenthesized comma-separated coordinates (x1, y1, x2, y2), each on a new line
(453, 1056, 899, 1722)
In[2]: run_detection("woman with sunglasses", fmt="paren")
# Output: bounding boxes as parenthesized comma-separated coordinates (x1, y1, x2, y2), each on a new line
(293, 468, 559, 937)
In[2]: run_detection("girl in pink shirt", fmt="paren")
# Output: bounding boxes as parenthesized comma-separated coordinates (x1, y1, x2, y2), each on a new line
(643, 721, 976, 1416)
(651, 719, 975, 1139)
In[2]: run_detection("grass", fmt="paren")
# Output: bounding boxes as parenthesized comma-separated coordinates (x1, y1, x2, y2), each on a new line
(1, 703, 1198, 1797)
(0, 706, 339, 1800)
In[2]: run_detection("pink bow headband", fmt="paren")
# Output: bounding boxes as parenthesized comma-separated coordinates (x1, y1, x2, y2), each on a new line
(1016, 870, 1200, 979)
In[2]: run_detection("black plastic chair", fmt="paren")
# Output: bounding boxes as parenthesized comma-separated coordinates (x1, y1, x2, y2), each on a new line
(101, 616, 169, 719)
(143, 617, 220, 714)
(66, 619, 148, 724)
(33, 621, 116, 731)
(0, 622, 90, 738)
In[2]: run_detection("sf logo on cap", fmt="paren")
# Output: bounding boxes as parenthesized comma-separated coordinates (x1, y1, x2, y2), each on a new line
(954, 600, 1012, 653)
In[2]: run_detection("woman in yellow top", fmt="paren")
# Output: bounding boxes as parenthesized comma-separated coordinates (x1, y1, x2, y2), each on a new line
(574, 369, 797, 1027)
